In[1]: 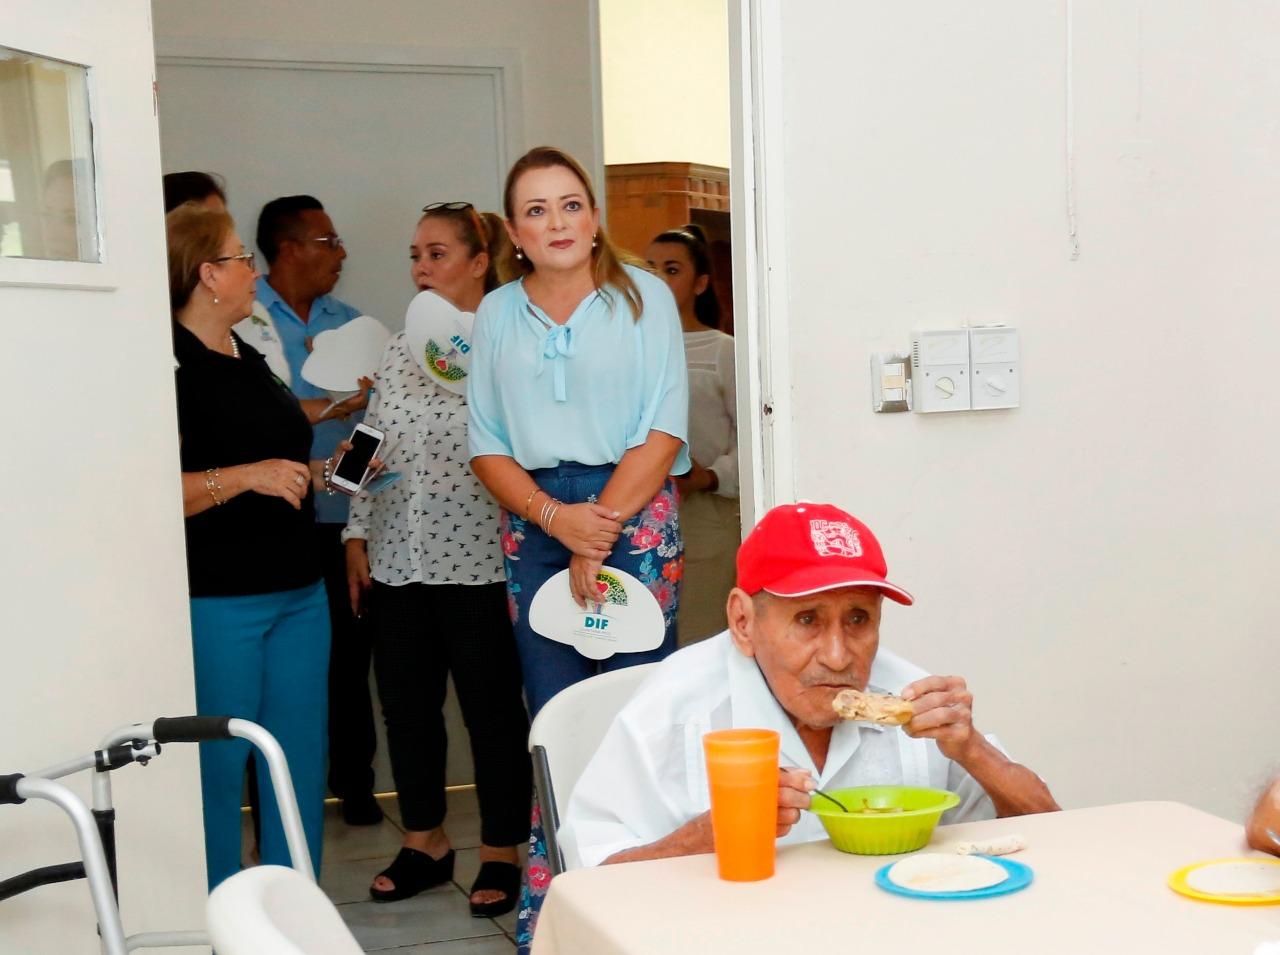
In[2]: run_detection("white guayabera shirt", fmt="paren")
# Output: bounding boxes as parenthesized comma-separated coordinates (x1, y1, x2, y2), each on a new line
(559, 632, 1004, 869)
(233, 302, 291, 386)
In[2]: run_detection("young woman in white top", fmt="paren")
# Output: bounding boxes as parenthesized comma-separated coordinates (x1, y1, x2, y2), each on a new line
(646, 225, 739, 644)
(342, 204, 530, 916)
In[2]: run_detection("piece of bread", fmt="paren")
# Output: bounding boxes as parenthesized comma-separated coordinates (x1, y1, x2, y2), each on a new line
(832, 688, 914, 725)
(954, 834, 1027, 857)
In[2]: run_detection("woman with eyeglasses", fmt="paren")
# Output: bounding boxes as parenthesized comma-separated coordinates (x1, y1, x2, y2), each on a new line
(341, 202, 531, 914)
(161, 177, 370, 427)
(646, 224, 739, 645)
(167, 204, 329, 890)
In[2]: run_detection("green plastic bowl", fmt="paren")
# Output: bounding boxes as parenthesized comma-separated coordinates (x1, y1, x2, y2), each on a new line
(809, 785, 960, 855)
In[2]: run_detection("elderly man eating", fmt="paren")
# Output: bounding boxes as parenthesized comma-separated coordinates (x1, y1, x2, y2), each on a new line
(558, 503, 1059, 869)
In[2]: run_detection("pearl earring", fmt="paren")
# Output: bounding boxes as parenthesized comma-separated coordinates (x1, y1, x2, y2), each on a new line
(515, 247, 524, 261)
(592, 234, 599, 248)
(213, 294, 220, 305)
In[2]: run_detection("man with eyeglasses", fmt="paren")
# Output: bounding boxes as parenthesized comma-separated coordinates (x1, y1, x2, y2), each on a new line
(251, 193, 383, 827)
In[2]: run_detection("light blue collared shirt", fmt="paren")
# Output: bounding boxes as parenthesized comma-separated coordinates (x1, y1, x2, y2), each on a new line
(467, 265, 691, 475)
(256, 274, 363, 523)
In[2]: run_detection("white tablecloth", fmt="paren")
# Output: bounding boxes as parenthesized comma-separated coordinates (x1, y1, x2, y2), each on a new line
(533, 801, 1280, 955)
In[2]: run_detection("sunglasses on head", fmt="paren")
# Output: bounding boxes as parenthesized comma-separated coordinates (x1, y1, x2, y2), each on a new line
(422, 201, 474, 212)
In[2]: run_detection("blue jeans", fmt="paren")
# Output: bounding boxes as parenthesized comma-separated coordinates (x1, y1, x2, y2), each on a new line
(500, 461, 684, 718)
(505, 463, 683, 952)
(189, 580, 329, 889)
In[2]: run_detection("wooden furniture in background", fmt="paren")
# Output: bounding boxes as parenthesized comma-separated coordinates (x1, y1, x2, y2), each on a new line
(605, 162, 734, 335)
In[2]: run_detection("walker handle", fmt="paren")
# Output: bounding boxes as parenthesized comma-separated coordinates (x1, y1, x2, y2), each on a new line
(0, 774, 25, 805)
(151, 716, 232, 743)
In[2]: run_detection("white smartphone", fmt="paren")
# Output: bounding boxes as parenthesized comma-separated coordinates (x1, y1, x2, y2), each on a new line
(330, 422, 385, 496)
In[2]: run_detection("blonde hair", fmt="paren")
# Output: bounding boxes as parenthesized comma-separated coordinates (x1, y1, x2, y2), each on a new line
(165, 203, 234, 314)
(502, 146, 645, 320)
(418, 205, 515, 292)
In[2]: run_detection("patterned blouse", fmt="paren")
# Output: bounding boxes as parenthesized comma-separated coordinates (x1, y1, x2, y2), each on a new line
(343, 332, 504, 586)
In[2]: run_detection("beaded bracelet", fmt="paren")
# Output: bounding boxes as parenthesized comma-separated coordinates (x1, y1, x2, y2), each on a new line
(204, 468, 225, 506)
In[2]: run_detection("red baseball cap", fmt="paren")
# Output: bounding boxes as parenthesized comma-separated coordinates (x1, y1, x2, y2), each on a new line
(736, 503, 914, 605)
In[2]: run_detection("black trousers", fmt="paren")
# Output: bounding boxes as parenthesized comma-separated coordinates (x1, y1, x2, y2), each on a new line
(370, 580, 531, 846)
(320, 523, 377, 799)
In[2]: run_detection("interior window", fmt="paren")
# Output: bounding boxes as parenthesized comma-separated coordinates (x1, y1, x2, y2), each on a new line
(0, 47, 99, 262)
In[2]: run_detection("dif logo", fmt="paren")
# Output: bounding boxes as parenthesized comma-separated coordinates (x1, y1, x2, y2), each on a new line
(450, 334, 471, 355)
(583, 614, 610, 631)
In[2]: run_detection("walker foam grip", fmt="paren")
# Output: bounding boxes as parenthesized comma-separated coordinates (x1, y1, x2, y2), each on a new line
(0, 774, 26, 805)
(152, 716, 232, 743)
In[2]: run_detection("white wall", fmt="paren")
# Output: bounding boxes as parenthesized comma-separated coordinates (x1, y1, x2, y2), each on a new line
(770, 1, 1280, 821)
(0, 2, 206, 951)
(599, 0, 730, 166)
(151, 0, 599, 170)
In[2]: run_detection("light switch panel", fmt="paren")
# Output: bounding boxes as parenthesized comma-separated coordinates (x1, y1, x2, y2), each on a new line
(871, 352, 912, 412)
(969, 326, 1020, 410)
(911, 329, 971, 412)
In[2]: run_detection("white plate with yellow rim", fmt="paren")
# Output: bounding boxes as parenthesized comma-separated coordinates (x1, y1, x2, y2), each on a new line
(1168, 857, 1280, 906)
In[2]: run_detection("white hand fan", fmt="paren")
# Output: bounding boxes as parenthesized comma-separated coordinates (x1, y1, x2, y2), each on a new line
(404, 290, 476, 395)
(300, 315, 390, 398)
(529, 567, 664, 660)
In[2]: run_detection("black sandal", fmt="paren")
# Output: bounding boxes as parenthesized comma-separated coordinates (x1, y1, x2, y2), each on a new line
(369, 847, 455, 903)
(468, 860, 523, 918)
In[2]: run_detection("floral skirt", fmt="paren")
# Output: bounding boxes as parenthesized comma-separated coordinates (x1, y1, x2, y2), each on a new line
(499, 460, 683, 717)
(502, 461, 683, 952)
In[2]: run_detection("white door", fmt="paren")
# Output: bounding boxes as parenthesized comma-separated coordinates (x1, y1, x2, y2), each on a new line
(154, 40, 523, 333)
(0, 2, 207, 951)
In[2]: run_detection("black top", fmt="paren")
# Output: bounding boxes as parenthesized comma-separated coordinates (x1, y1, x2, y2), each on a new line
(174, 323, 320, 597)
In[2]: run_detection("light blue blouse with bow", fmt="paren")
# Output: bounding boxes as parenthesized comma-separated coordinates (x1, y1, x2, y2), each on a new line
(467, 264, 692, 475)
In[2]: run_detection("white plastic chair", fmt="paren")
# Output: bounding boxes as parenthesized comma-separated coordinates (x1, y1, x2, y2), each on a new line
(206, 865, 363, 955)
(529, 663, 658, 875)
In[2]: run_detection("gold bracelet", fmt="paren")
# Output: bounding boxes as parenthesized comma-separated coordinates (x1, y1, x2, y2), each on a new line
(204, 468, 225, 506)
(523, 486, 545, 520)
(538, 496, 564, 533)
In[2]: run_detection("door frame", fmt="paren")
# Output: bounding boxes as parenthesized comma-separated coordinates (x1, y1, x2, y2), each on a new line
(729, 0, 793, 529)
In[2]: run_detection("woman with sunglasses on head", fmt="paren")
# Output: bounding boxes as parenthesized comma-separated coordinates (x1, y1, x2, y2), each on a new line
(646, 224, 739, 645)
(167, 204, 329, 891)
(341, 202, 531, 914)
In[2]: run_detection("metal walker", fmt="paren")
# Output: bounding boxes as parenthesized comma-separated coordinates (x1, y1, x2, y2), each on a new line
(0, 715, 312, 953)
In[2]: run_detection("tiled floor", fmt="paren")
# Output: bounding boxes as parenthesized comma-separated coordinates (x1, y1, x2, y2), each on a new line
(248, 789, 518, 952)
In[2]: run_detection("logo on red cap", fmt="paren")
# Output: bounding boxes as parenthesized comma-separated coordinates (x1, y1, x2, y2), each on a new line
(736, 503, 914, 605)
(809, 520, 862, 559)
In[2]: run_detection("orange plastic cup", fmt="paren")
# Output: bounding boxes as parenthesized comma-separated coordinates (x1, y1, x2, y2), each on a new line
(703, 728, 780, 881)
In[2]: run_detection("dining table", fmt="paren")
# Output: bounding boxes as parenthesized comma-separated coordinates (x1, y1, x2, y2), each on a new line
(531, 801, 1280, 955)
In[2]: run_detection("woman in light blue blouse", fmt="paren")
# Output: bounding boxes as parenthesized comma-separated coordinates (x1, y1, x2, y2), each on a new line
(468, 146, 690, 718)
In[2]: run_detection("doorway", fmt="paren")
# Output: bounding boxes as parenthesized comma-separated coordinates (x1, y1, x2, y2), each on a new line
(148, 0, 772, 793)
